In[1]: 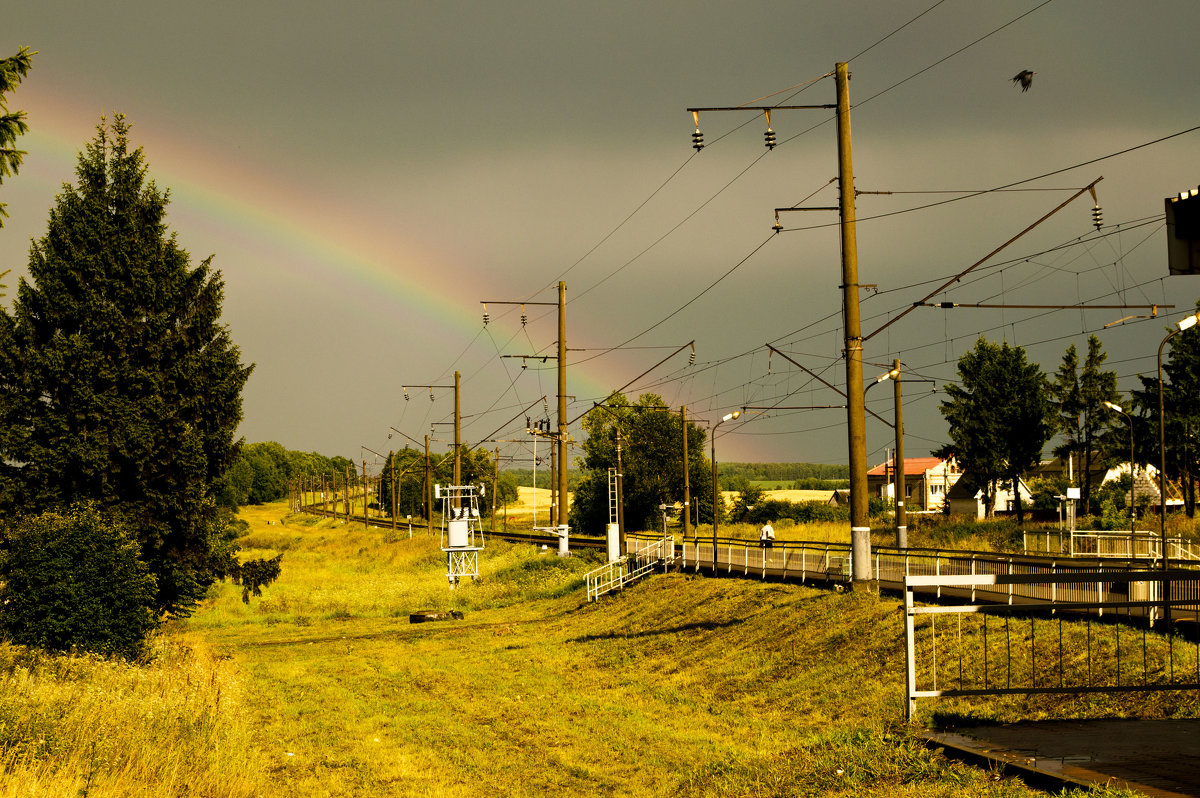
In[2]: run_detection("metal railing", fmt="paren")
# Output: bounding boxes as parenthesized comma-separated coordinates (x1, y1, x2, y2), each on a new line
(903, 569, 1200, 721)
(676, 536, 851, 583)
(585, 535, 674, 601)
(1023, 529, 1200, 561)
(640, 534, 1200, 614)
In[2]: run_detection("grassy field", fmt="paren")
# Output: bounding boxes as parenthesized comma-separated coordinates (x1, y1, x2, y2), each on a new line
(2, 501, 1193, 796)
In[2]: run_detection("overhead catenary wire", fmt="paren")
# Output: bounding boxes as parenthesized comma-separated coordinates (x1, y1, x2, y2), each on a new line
(403, 4, 1190, 468)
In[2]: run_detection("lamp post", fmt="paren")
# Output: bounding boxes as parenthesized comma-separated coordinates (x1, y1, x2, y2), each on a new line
(1102, 400, 1135, 555)
(711, 410, 740, 573)
(1157, 312, 1199, 627)
(867, 363, 904, 547)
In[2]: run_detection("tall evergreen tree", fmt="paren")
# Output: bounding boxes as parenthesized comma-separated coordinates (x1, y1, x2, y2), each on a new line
(939, 337, 1052, 524)
(1050, 336, 1118, 513)
(0, 46, 35, 227)
(0, 116, 253, 615)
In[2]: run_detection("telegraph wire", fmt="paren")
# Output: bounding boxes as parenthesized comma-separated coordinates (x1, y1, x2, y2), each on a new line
(853, 0, 1057, 109)
(777, 124, 1200, 234)
(845, 0, 951, 65)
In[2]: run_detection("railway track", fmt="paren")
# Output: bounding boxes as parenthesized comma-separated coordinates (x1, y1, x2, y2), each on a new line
(293, 504, 606, 550)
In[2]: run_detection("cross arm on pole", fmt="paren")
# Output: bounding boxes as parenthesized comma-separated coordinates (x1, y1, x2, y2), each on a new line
(864, 177, 1104, 343)
(765, 345, 893, 428)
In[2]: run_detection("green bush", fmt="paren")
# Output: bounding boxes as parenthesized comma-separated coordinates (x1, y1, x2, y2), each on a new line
(0, 505, 158, 658)
(745, 498, 850, 524)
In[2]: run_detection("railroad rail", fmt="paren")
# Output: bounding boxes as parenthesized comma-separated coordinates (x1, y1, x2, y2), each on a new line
(293, 503, 606, 550)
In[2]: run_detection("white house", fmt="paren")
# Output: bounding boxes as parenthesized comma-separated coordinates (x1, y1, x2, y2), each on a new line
(945, 473, 1034, 519)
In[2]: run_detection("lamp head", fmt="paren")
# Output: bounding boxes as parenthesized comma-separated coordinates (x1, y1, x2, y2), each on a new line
(1102, 401, 1123, 413)
(1177, 313, 1199, 332)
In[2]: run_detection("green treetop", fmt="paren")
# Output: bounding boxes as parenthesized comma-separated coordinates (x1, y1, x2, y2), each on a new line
(939, 337, 1052, 524)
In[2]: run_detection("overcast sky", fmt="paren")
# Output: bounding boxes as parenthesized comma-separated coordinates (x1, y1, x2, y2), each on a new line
(3, 1, 1200, 473)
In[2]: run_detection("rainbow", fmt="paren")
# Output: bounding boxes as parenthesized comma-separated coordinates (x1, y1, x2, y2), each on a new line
(13, 92, 479, 334)
(8, 88, 634, 404)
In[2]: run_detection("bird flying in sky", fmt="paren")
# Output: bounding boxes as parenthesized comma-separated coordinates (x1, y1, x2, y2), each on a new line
(1011, 70, 1035, 92)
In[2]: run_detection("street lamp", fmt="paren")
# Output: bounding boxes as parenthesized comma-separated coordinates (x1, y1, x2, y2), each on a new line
(868, 362, 905, 547)
(1102, 400, 1135, 554)
(1157, 311, 1199, 627)
(711, 410, 740, 573)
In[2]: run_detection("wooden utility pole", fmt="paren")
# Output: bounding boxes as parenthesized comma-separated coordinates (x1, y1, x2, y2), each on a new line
(492, 447, 499, 533)
(835, 62, 870, 583)
(681, 404, 691, 541)
(480, 283, 570, 549)
(549, 444, 557, 527)
(453, 370, 461, 489)
(892, 358, 907, 548)
(390, 451, 397, 532)
(424, 434, 432, 536)
(616, 427, 625, 555)
(557, 280, 569, 543)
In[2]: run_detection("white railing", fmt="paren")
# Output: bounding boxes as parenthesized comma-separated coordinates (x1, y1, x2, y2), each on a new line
(1024, 530, 1200, 561)
(676, 536, 851, 582)
(616, 533, 1200, 617)
(584, 536, 674, 601)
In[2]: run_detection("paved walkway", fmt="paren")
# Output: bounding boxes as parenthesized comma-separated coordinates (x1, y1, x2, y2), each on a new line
(925, 719, 1200, 797)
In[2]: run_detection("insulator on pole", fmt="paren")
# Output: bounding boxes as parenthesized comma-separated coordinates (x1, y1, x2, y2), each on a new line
(429, 388, 435, 402)
(482, 302, 489, 325)
(1092, 204, 1102, 230)
(772, 212, 783, 233)
(520, 304, 527, 326)
(688, 343, 696, 365)
(402, 387, 409, 401)
(763, 109, 775, 150)
(691, 111, 704, 150)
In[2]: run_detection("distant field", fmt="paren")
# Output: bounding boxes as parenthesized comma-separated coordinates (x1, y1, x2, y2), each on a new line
(762, 488, 839, 503)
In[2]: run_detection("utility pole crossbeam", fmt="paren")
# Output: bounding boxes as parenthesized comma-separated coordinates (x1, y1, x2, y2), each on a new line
(866, 177, 1104, 344)
(483, 282, 571, 555)
(399, 377, 461, 510)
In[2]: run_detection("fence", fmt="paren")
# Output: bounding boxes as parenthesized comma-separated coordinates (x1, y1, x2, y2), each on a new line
(903, 569, 1200, 722)
(585, 536, 674, 601)
(636, 534, 1200, 620)
(1023, 530, 1200, 561)
(677, 536, 851, 582)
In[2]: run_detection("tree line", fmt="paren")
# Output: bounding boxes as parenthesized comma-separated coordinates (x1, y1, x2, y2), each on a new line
(720, 462, 849, 484)
(938, 323, 1200, 523)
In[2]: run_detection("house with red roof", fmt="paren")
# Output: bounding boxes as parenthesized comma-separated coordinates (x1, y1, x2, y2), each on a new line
(866, 455, 962, 512)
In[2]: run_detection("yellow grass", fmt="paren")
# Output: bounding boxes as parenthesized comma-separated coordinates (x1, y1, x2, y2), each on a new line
(2, 500, 1169, 797)
(0, 635, 263, 797)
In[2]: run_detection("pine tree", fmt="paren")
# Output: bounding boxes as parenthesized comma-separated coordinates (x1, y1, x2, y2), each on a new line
(0, 116, 253, 615)
(0, 46, 35, 227)
(1050, 336, 1118, 513)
